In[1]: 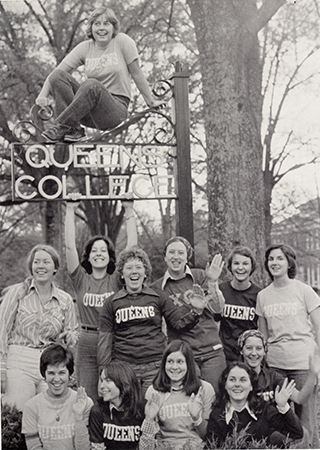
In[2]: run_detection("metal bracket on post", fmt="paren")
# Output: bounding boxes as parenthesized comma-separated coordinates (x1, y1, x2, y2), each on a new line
(171, 61, 194, 258)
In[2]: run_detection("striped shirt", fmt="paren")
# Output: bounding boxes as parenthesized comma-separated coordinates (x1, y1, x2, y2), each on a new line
(0, 277, 78, 361)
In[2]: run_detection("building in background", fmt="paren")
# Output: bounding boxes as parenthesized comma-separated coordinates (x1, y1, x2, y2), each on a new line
(271, 199, 320, 291)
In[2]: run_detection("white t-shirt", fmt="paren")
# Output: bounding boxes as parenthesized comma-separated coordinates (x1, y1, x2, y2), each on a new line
(256, 279, 320, 369)
(22, 388, 93, 450)
(145, 380, 215, 449)
(61, 33, 139, 99)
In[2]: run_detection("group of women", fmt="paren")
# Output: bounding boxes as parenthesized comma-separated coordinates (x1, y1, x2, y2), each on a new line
(1, 3, 320, 449)
(1, 195, 320, 449)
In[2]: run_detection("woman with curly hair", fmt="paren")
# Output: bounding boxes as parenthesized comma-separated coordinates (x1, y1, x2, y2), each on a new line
(89, 360, 144, 450)
(64, 199, 137, 402)
(98, 248, 207, 395)
(205, 362, 303, 448)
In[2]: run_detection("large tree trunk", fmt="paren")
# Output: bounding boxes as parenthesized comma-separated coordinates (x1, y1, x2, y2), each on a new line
(187, 0, 284, 283)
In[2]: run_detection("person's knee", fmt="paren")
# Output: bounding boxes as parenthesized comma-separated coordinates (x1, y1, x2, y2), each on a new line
(48, 68, 67, 85)
(80, 78, 102, 92)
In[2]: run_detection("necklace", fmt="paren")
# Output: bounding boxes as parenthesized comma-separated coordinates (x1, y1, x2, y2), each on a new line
(52, 404, 65, 422)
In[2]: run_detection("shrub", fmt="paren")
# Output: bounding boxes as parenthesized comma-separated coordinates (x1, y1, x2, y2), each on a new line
(1, 403, 27, 450)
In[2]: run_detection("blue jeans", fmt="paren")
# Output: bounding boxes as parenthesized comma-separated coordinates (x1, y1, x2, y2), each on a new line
(195, 348, 226, 394)
(48, 69, 129, 130)
(129, 360, 161, 398)
(76, 330, 99, 403)
(272, 367, 319, 448)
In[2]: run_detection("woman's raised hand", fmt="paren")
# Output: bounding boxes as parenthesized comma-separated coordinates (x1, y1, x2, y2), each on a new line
(275, 378, 296, 409)
(205, 254, 224, 283)
(72, 387, 88, 420)
(187, 386, 203, 423)
(145, 392, 162, 421)
(65, 192, 82, 209)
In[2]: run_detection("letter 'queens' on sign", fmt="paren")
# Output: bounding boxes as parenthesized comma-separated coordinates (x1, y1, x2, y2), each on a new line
(11, 143, 177, 201)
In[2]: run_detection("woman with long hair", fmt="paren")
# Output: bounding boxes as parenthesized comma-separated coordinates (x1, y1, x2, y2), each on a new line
(256, 243, 320, 448)
(206, 362, 303, 448)
(139, 340, 215, 450)
(89, 360, 144, 450)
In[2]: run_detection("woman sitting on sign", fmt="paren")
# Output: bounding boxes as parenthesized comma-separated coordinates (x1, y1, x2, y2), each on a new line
(36, 6, 163, 143)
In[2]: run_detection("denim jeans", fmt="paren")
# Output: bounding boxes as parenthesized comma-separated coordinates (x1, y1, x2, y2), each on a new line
(195, 348, 226, 394)
(272, 367, 320, 448)
(48, 69, 129, 130)
(3, 345, 47, 411)
(76, 330, 99, 403)
(129, 360, 161, 398)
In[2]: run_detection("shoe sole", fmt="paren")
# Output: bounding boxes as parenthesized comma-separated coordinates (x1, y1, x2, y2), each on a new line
(41, 131, 62, 143)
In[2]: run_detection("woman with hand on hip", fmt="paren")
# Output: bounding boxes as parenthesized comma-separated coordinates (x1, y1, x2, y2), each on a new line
(0, 245, 78, 411)
(37, 6, 163, 142)
(65, 198, 137, 403)
(256, 243, 320, 448)
(139, 340, 215, 450)
(98, 248, 208, 396)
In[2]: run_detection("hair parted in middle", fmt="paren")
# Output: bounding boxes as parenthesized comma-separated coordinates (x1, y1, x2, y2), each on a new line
(214, 361, 263, 414)
(153, 340, 201, 396)
(81, 235, 116, 275)
(86, 6, 120, 40)
(100, 360, 144, 420)
(40, 344, 74, 378)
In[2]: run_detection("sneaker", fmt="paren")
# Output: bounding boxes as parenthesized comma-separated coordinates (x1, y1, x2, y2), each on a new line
(64, 126, 86, 142)
(42, 124, 71, 143)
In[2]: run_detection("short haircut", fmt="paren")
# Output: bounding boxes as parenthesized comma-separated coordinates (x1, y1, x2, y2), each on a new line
(226, 246, 256, 276)
(86, 7, 119, 40)
(26, 244, 60, 275)
(163, 236, 194, 262)
(81, 235, 116, 275)
(116, 247, 152, 284)
(153, 340, 201, 396)
(101, 361, 144, 420)
(264, 243, 297, 280)
(40, 344, 74, 378)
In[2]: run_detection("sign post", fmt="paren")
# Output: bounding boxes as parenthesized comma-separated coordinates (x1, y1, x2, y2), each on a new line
(171, 61, 194, 251)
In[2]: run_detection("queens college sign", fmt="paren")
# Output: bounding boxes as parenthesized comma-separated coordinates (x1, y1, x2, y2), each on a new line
(11, 142, 177, 201)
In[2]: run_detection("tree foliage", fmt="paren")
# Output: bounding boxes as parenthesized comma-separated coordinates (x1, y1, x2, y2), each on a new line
(0, 0, 319, 287)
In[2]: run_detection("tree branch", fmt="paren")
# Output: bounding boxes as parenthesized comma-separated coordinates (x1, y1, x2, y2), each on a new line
(247, 0, 286, 34)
